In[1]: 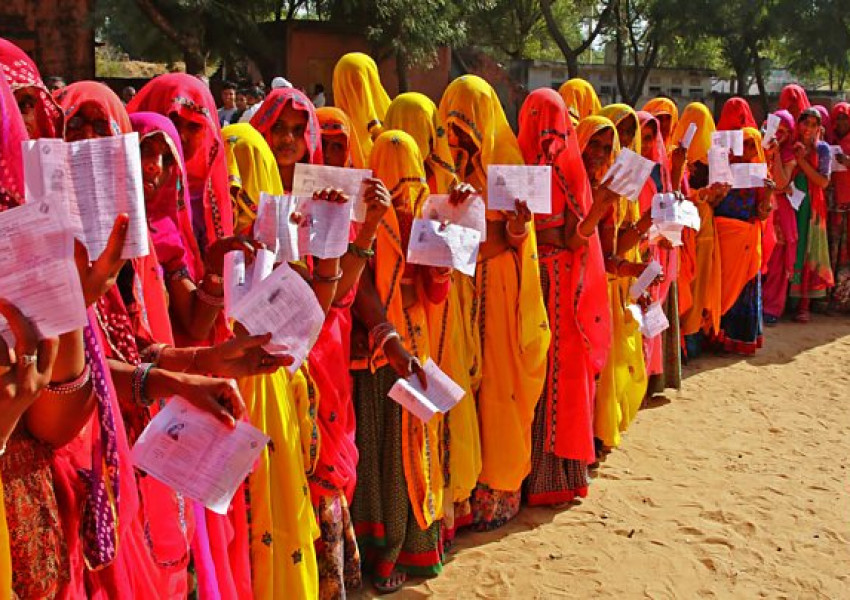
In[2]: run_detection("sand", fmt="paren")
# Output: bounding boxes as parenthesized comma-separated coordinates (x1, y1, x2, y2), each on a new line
(356, 315, 850, 599)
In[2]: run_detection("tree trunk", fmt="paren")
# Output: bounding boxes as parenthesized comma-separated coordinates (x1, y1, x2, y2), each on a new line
(751, 44, 768, 115)
(396, 50, 410, 94)
(184, 50, 207, 75)
(541, 0, 611, 79)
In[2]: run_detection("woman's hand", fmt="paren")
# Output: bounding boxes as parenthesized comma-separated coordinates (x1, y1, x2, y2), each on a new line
(506, 199, 532, 236)
(313, 187, 349, 204)
(205, 235, 263, 277)
(383, 336, 427, 389)
(75, 214, 129, 305)
(448, 182, 476, 206)
(198, 333, 293, 378)
(362, 178, 392, 229)
(171, 373, 246, 428)
(0, 300, 60, 441)
(591, 185, 619, 212)
(671, 144, 687, 171)
(793, 142, 808, 161)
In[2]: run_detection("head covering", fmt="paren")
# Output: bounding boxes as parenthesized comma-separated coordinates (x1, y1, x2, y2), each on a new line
(830, 102, 850, 143)
(599, 103, 641, 155)
(316, 106, 354, 167)
(250, 87, 322, 174)
(332, 52, 391, 169)
(742, 127, 766, 163)
(271, 76, 292, 89)
(0, 71, 27, 210)
(716, 97, 757, 131)
(518, 88, 571, 165)
(127, 73, 233, 246)
(221, 123, 284, 233)
(130, 112, 204, 281)
(642, 97, 679, 136)
(576, 115, 621, 173)
(638, 110, 672, 193)
(438, 74, 523, 195)
(0, 38, 63, 138)
(813, 104, 830, 133)
(55, 81, 132, 136)
(384, 92, 457, 194)
(772, 109, 797, 163)
(670, 102, 715, 164)
(558, 78, 601, 125)
(778, 84, 811, 120)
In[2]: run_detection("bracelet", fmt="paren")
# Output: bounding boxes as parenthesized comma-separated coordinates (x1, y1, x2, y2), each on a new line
(347, 241, 375, 259)
(313, 269, 343, 284)
(506, 223, 529, 240)
(368, 322, 399, 352)
(132, 363, 156, 408)
(46, 362, 92, 395)
(196, 286, 225, 307)
(574, 222, 590, 241)
(184, 347, 199, 373)
(140, 343, 169, 367)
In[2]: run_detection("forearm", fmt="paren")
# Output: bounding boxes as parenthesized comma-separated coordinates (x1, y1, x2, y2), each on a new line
(352, 266, 387, 330)
(169, 278, 221, 342)
(617, 213, 651, 256)
(50, 329, 86, 382)
(25, 375, 97, 448)
(335, 224, 377, 302)
(311, 258, 341, 314)
(798, 158, 829, 188)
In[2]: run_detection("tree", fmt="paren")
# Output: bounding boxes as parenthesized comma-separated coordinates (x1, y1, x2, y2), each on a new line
(778, 0, 850, 91)
(464, 0, 545, 60)
(539, 0, 613, 78)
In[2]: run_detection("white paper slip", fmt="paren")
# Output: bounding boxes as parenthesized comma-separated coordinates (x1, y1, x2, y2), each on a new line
(730, 163, 768, 189)
(650, 193, 701, 232)
(131, 396, 269, 515)
(0, 201, 87, 338)
(486, 164, 552, 214)
(681, 122, 698, 150)
(387, 359, 466, 423)
(788, 183, 806, 211)
(649, 222, 684, 247)
(291, 163, 372, 222)
(296, 196, 352, 259)
(711, 130, 744, 156)
(629, 260, 663, 300)
(254, 193, 300, 263)
(708, 146, 734, 186)
(421, 194, 487, 241)
(22, 133, 149, 259)
(230, 262, 324, 372)
(640, 301, 670, 338)
(406, 219, 481, 277)
(603, 148, 655, 202)
(762, 113, 781, 149)
(626, 304, 644, 327)
(223, 249, 275, 320)
(830, 145, 847, 173)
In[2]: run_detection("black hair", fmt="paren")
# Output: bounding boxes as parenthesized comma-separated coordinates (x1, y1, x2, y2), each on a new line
(798, 107, 821, 124)
(314, 83, 324, 93)
(222, 81, 237, 91)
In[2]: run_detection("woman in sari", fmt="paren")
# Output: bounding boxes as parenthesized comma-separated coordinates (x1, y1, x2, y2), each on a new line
(828, 102, 850, 311)
(518, 89, 612, 505)
(332, 52, 392, 169)
(778, 84, 811, 121)
(0, 37, 64, 140)
(714, 128, 773, 354)
(762, 110, 798, 323)
(638, 110, 681, 392)
(669, 103, 728, 358)
(383, 91, 483, 541)
(642, 97, 678, 147)
(349, 131, 449, 592)
(787, 108, 833, 322)
(578, 116, 648, 449)
(716, 97, 757, 131)
(439, 75, 550, 530)
(558, 78, 601, 125)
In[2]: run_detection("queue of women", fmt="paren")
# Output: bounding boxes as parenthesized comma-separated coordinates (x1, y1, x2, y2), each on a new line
(0, 36, 848, 599)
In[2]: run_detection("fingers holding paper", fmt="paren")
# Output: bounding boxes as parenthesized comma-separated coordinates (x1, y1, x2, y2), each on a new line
(75, 213, 129, 306)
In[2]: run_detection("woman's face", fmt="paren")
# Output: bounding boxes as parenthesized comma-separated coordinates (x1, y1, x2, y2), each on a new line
(14, 88, 40, 138)
(321, 134, 348, 168)
(836, 113, 850, 138)
(65, 102, 111, 142)
(797, 115, 820, 144)
(616, 115, 637, 149)
(742, 138, 759, 164)
(582, 127, 614, 181)
(656, 113, 672, 141)
(140, 135, 176, 199)
(172, 114, 204, 161)
(776, 122, 792, 145)
(270, 103, 308, 168)
(447, 123, 479, 176)
(235, 93, 247, 111)
(640, 122, 657, 160)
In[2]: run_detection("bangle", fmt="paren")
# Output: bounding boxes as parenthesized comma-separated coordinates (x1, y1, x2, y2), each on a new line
(197, 286, 225, 307)
(369, 322, 399, 353)
(574, 222, 590, 241)
(184, 347, 199, 373)
(140, 343, 168, 367)
(313, 269, 343, 284)
(46, 362, 92, 395)
(132, 363, 156, 407)
(506, 223, 529, 240)
(347, 241, 375, 259)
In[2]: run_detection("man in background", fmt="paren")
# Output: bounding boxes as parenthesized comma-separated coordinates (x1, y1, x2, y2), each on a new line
(218, 81, 238, 126)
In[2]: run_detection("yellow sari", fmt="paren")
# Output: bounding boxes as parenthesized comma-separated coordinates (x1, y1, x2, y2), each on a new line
(384, 93, 483, 507)
(439, 75, 550, 494)
(669, 103, 723, 336)
(599, 103, 642, 155)
(222, 123, 320, 600)
(559, 78, 602, 125)
(332, 53, 391, 169)
(577, 116, 647, 448)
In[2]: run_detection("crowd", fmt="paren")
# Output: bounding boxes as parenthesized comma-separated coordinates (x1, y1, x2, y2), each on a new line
(0, 36, 848, 600)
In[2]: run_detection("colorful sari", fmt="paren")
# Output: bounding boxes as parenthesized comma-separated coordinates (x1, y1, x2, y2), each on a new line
(332, 53, 391, 169)
(439, 75, 550, 529)
(558, 78, 601, 125)
(716, 97, 757, 131)
(351, 131, 446, 582)
(828, 102, 850, 311)
(578, 116, 647, 449)
(0, 38, 64, 139)
(221, 122, 322, 600)
(519, 88, 610, 505)
(642, 97, 679, 148)
(384, 91, 483, 533)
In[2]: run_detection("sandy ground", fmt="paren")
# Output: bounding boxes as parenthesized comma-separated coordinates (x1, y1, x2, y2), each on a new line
(357, 315, 850, 599)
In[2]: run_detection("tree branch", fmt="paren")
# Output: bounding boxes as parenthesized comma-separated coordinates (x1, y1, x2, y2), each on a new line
(576, 1, 613, 55)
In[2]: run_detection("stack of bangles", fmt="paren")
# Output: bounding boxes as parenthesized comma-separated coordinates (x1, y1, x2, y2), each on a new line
(369, 322, 400, 354)
(197, 275, 225, 307)
(132, 362, 156, 408)
(45, 361, 93, 397)
(506, 223, 529, 241)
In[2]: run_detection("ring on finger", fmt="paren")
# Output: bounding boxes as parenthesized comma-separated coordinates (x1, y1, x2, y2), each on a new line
(19, 353, 38, 367)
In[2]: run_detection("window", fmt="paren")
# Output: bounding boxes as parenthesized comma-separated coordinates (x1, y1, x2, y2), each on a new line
(649, 85, 662, 94)
(689, 88, 703, 98)
(670, 87, 682, 96)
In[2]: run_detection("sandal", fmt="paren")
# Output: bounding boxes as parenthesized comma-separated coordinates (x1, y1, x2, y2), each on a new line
(794, 310, 810, 323)
(374, 571, 407, 594)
